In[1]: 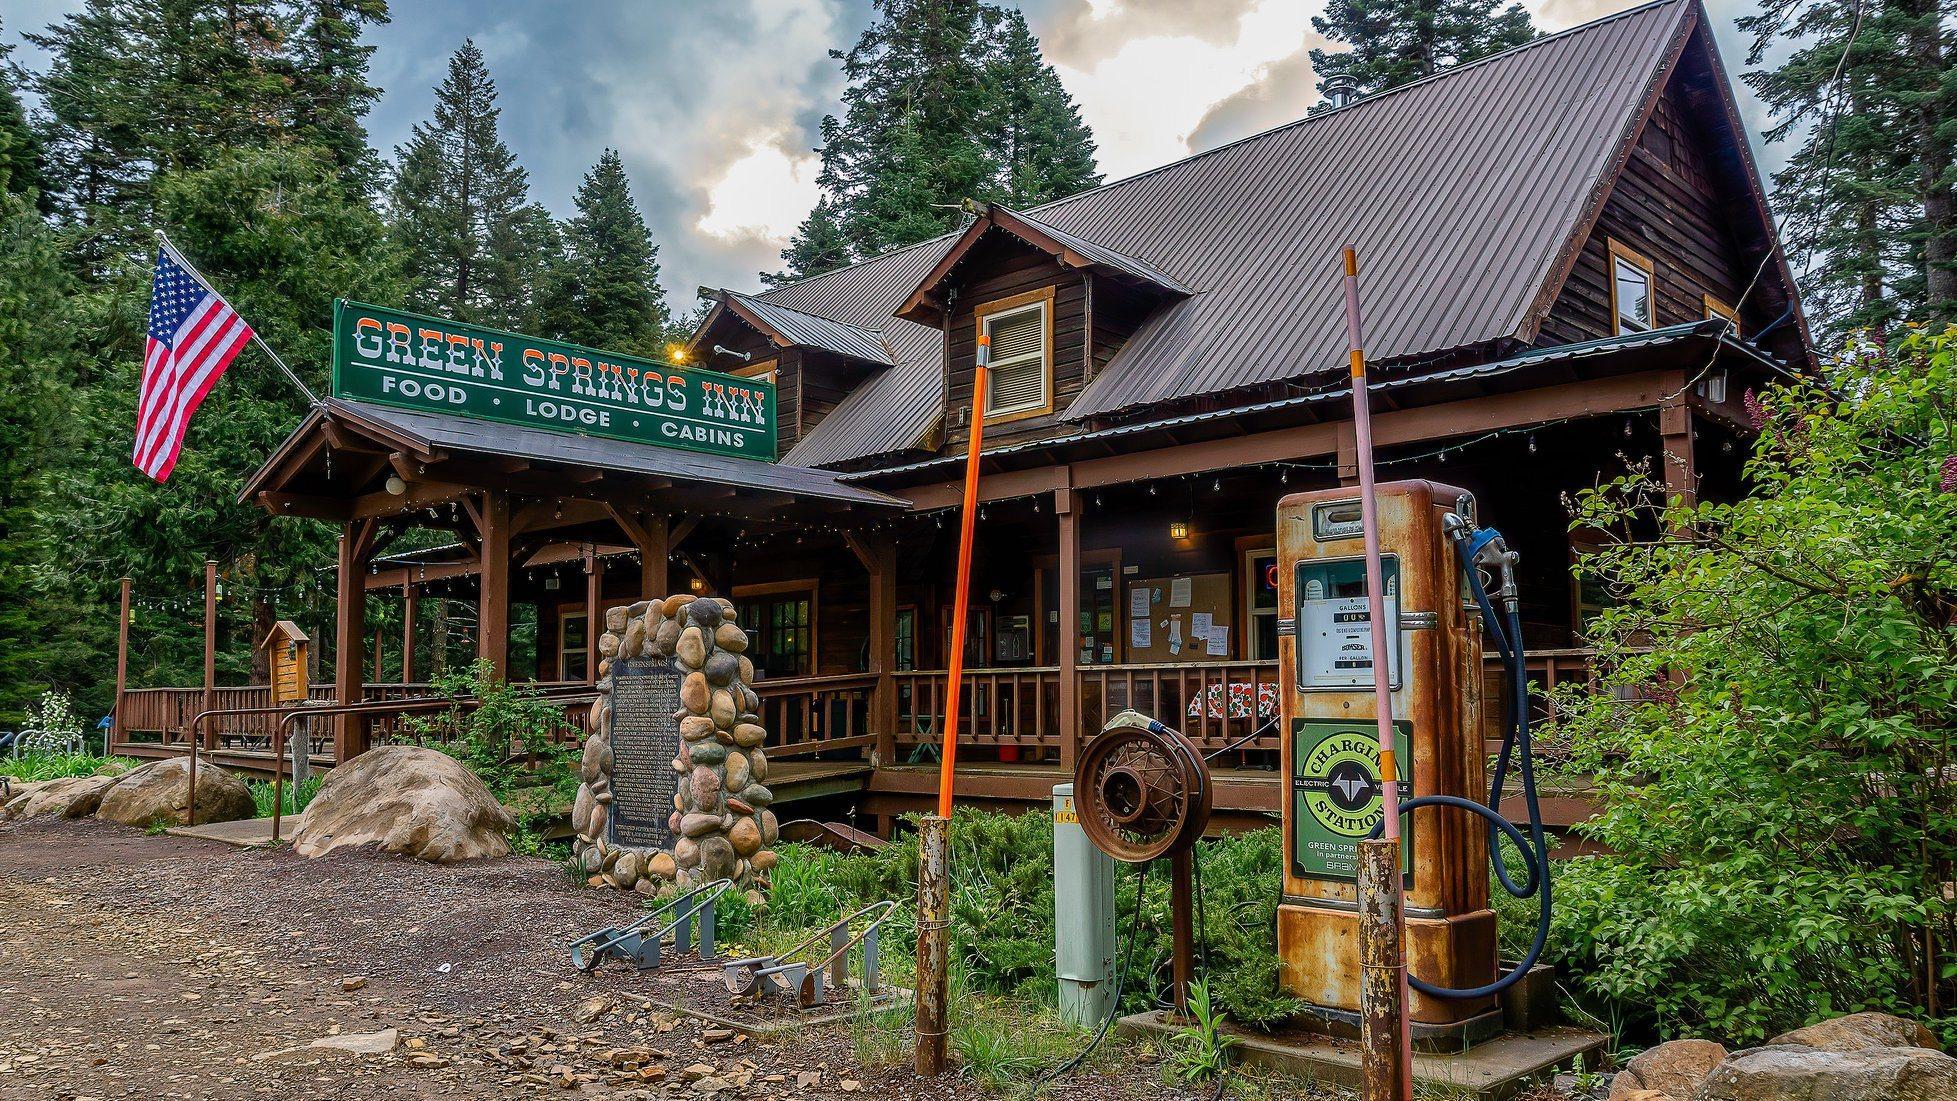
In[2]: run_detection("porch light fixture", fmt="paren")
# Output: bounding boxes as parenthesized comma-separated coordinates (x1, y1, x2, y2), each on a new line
(690, 577, 707, 594)
(1169, 521, 1190, 540)
(385, 474, 406, 495)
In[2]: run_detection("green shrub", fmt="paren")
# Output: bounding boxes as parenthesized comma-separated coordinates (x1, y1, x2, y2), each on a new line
(1547, 330, 1957, 1044)
(248, 775, 322, 818)
(401, 660, 580, 843)
(0, 750, 135, 782)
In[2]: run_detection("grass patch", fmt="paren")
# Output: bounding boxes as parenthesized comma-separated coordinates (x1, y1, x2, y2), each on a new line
(247, 775, 322, 818)
(0, 751, 136, 783)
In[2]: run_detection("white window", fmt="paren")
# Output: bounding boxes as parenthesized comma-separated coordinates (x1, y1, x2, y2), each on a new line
(1609, 239, 1655, 334)
(981, 300, 1050, 417)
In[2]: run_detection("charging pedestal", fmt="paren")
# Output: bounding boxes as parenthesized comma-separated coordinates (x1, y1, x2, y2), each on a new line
(1276, 480, 1501, 1046)
(1053, 783, 1117, 1027)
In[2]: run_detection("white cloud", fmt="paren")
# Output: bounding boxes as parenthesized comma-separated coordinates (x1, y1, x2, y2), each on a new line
(1053, 0, 1314, 180)
(695, 136, 824, 242)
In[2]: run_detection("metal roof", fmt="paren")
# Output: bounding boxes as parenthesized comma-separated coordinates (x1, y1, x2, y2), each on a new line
(1003, 207, 1192, 294)
(841, 320, 1764, 482)
(755, 0, 1700, 466)
(313, 399, 910, 509)
(722, 291, 896, 366)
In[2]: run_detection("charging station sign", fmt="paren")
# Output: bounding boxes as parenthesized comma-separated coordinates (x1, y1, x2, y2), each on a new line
(1291, 718, 1412, 881)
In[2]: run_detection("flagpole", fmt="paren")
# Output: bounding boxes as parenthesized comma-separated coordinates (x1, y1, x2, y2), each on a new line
(154, 229, 321, 407)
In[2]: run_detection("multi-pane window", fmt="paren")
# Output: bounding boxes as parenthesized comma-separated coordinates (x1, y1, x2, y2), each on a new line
(981, 301, 1050, 417)
(739, 594, 811, 678)
(1609, 240, 1655, 334)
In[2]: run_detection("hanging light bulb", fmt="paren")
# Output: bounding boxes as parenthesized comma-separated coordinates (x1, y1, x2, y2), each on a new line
(1211, 478, 1221, 492)
(1623, 418, 1634, 438)
(1279, 468, 1289, 484)
(1527, 435, 1538, 454)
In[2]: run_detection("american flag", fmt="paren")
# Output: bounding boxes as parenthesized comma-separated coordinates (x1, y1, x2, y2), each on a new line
(133, 243, 254, 482)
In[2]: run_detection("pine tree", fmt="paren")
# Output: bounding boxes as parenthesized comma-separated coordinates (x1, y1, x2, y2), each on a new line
(540, 149, 671, 353)
(287, 0, 390, 191)
(1309, 0, 1536, 103)
(1743, 0, 1956, 333)
(774, 0, 1101, 281)
(986, 9, 1100, 209)
(0, 21, 44, 199)
(391, 39, 552, 330)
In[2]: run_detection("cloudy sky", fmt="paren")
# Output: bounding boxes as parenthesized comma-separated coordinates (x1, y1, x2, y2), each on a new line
(7, 0, 1785, 307)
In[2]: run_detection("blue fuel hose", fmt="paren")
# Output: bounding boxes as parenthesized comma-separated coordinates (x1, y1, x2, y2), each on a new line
(1370, 525, 1552, 1000)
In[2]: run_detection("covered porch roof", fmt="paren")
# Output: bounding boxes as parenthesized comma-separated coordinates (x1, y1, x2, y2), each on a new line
(241, 397, 911, 526)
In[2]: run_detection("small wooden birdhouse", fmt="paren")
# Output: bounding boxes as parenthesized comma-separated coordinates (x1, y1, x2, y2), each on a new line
(257, 621, 311, 704)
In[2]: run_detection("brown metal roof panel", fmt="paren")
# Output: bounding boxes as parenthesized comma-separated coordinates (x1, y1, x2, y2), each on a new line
(723, 292, 896, 366)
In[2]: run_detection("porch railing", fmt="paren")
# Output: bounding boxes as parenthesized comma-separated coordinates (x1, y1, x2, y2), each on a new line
(751, 672, 878, 758)
(893, 667, 1064, 754)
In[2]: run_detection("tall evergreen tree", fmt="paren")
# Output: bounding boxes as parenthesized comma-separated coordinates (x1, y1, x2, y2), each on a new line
(0, 21, 44, 199)
(987, 9, 1100, 209)
(390, 39, 554, 330)
(774, 0, 1100, 281)
(1744, 0, 1955, 334)
(1309, 0, 1535, 103)
(287, 0, 390, 191)
(539, 149, 670, 353)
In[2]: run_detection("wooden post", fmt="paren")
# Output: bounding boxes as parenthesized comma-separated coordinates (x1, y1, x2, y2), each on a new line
(202, 559, 217, 750)
(847, 532, 898, 768)
(476, 490, 513, 680)
(1337, 422, 1360, 486)
(1359, 837, 1411, 1101)
(1056, 488, 1081, 771)
(642, 515, 668, 601)
(1660, 392, 1697, 510)
(112, 577, 131, 754)
(334, 519, 376, 763)
(372, 625, 384, 682)
(402, 584, 417, 684)
(584, 544, 601, 684)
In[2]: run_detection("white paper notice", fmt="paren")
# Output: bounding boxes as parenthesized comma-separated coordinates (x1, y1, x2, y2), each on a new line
(1131, 618, 1152, 648)
(1169, 617, 1184, 646)
(1191, 611, 1213, 636)
(1169, 576, 1192, 607)
(1205, 625, 1229, 656)
(1128, 586, 1151, 619)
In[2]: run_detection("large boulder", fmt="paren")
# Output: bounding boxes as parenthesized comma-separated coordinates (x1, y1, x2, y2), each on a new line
(96, 758, 255, 827)
(1768, 1012, 1942, 1053)
(1693, 1044, 1957, 1101)
(4, 773, 122, 821)
(291, 745, 514, 863)
(1610, 1039, 1728, 1100)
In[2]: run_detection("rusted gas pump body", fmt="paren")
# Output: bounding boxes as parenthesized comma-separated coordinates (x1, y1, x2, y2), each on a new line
(1275, 480, 1499, 1041)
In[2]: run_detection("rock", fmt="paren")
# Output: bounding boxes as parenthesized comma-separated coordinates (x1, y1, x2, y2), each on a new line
(613, 850, 644, 888)
(661, 594, 695, 617)
(678, 1063, 715, 1082)
(680, 812, 721, 838)
(689, 740, 728, 766)
(698, 834, 736, 879)
(572, 783, 598, 840)
(736, 656, 755, 686)
(340, 975, 367, 992)
(677, 626, 707, 669)
(728, 816, 762, 857)
(760, 809, 778, 845)
(731, 723, 766, 749)
(648, 852, 677, 880)
(680, 673, 710, 713)
(1610, 1040, 1726, 1100)
(1769, 1012, 1942, 1053)
(309, 1028, 397, 1056)
(714, 622, 749, 653)
(686, 600, 723, 629)
(96, 758, 255, 828)
(605, 605, 632, 633)
(654, 618, 683, 655)
(744, 785, 774, 808)
(750, 849, 778, 873)
(673, 837, 700, 868)
(701, 1028, 734, 1044)
(5, 774, 120, 820)
(580, 738, 612, 785)
(598, 632, 620, 657)
(572, 995, 615, 1024)
(709, 689, 737, 729)
(723, 752, 750, 793)
(727, 797, 754, 816)
(738, 683, 761, 713)
(704, 651, 740, 686)
(620, 621, 646, 660)
(690, 765, 723, 806)
(749, 749, 769, 783)
(680, 715, 717, 742)
(291, 745, 515, 863)
(1695, 1044, 1957, 1101)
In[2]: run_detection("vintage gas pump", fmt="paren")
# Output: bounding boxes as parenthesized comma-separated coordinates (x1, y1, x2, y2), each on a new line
(1275, 480, 1508, 1044)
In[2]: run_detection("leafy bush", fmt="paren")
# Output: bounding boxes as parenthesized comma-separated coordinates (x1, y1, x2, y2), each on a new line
(760, 813, 1300, 1029)
(401, 660, 582, 847)
(248, 775, 322, 818)
(1548, 330, 1957, 1044)
(0, 750, 134, 782)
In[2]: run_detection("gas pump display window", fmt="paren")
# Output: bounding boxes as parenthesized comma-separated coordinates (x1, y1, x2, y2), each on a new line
(1294, 555, 1405, 691)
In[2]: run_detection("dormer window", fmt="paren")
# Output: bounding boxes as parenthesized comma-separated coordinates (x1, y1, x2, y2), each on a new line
(977, 288, 1054, 420)
(1608, 238, 1655, 334)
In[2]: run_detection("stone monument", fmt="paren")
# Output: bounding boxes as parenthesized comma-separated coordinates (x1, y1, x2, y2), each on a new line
(572, 593, 779, 893)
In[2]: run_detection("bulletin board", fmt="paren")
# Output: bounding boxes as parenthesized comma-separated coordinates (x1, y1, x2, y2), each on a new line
(1125, 573, 1235, 662)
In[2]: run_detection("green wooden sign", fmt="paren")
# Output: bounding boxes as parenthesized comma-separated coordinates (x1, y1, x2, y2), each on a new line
(330, 300, 777, 462)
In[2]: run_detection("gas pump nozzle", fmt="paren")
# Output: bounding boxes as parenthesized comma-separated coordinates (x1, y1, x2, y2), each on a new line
(1445, 514, 1521, 615)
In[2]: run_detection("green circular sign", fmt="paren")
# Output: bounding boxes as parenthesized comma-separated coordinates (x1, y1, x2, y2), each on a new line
(1297, 729, 1385, 839)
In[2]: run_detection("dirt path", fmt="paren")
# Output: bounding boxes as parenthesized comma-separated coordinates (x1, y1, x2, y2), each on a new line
(0, 819, 1235, 1101)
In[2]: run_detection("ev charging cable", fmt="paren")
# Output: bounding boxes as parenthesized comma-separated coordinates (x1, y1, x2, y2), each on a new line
(1370, 519, 1553, 1000)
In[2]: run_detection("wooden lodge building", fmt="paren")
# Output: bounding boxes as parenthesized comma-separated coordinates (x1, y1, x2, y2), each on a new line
(115, 0, 1810, 830)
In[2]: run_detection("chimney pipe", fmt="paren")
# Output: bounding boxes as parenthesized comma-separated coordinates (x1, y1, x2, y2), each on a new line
(1324, 73, 1359, 109)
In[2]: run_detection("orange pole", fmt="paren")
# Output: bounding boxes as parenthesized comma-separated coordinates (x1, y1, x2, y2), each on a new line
(936, 334, 991, 819)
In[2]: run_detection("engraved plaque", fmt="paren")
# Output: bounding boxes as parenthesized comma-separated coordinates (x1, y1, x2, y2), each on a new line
(608, 657, 683, 849)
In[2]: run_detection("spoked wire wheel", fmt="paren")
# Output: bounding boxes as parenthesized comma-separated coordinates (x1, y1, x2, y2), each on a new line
(1074, 722, 1212, 863)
